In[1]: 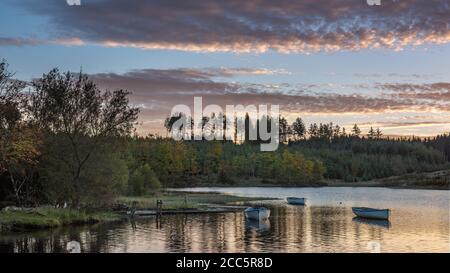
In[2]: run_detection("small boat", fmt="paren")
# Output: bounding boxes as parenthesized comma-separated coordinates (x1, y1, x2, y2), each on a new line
(244, 207, 270, 221)
(286, 197, 306, 205)
(352, 207, 390, 220)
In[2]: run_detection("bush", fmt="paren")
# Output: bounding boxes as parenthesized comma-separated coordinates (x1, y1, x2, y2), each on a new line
(128, 164, 160, 196)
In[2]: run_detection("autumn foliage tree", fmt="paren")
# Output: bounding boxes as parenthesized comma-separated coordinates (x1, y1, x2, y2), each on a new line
(27, 69, 139, 207)
(0, 60, 41, 205)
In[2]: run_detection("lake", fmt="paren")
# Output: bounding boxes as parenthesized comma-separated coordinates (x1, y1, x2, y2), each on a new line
(1, 187, 448, 253)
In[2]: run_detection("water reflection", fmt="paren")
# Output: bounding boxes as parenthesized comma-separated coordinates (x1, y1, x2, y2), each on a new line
(245, 219, 271, 232)
(352, 217, 390, 229)
(1, 187, 448, 253)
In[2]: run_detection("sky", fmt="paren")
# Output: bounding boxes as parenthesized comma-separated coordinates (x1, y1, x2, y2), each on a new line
(1, 0, 449, 136)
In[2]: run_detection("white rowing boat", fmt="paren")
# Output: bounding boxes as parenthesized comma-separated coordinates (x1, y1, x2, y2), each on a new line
(286, 197, 306, 205)
(352, 207, 390, 220)
(244, 207, 270, 221)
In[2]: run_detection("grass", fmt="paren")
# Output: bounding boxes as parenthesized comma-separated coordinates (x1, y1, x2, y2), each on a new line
(0, 208, 121, 232)
(116, 191, 275, 210)
(1, 191, 275, 232)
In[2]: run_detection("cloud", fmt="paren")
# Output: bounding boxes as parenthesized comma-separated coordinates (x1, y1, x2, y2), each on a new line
(0, 37, 42, 46)
(358, 120, 450, 128)
(8, 0, 450, 53)
(0, 36, 84, 47)
(376, 82, 450, 103)
(89, 68, 450, 123)
(84, 67, 450, 134)
(353, 73, 436, 79)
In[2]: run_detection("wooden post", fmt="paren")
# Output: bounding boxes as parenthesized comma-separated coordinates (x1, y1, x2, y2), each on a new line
(131, 201, 138, 218)
(156, 199, 163, 217)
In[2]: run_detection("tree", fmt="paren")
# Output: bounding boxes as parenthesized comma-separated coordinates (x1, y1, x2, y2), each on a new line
(291, 117, 306, 140)
(0, 60, 41, 205)
(279, 116, 289, 143)
(128, 164, 160, 196)
(375, 128, 383, 139)
(352, 124, 361, 137)
(367, 127, 376, 139)
(312, 160, 326, 181)
(28, 69, 139, 207)
(308, 123, 319, 139)
(164, 112, 191, 139)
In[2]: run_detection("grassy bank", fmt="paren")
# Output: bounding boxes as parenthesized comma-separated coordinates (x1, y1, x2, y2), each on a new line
(1, 191, 274, 232)
(0, 208, 122, 232)
(117, 191, 275, 210)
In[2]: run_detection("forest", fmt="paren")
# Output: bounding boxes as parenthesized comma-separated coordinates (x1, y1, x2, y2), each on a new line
(1, 59, 449, 208)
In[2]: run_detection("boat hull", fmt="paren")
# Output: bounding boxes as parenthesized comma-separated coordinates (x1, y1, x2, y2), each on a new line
(352, 207, 389, 220)
(287, 197, 306, 205)
(244, 207, 270, 221)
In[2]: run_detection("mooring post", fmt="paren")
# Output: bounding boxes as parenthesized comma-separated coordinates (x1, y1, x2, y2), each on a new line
(156, 199, 163, 217)
(131, 201, 138, 218)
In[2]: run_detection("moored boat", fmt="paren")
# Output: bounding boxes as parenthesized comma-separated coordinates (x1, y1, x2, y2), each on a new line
(352, 207, 389, 220)
(286, 197, 306, 205)
(244, 207, 270, 221)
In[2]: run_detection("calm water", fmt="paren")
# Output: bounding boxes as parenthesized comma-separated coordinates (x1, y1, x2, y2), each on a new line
(1, 187, 449, 253)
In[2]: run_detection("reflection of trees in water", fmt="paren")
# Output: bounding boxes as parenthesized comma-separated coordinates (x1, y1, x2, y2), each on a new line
(307, 206, 385, 252)
(242, 206, 307, 252)
(79, 224, 120, 253)
(244, 205, 278, 252)
(278, 205, 307, 252)
(163, 214, 192, 252)
(0, 228, 75, 253)
(161, 213, 244, 252)
(309, 206, 349, 250)
(1, 207, 387, 253)
(352, 215, 385, 251)
(0, 223, 128, 253)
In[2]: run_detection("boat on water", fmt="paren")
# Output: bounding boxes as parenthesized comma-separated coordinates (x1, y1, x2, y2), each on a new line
(352, 207, 390, 220)
(244, 207, 270, 221)
(286, 197, 306, 205)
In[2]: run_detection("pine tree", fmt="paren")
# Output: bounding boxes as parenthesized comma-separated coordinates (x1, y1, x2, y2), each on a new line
(367, 127, 375, 139)
(291, 117, 306, 140)
(352, 124, 361, 137)
(375, 128, 383, 139)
